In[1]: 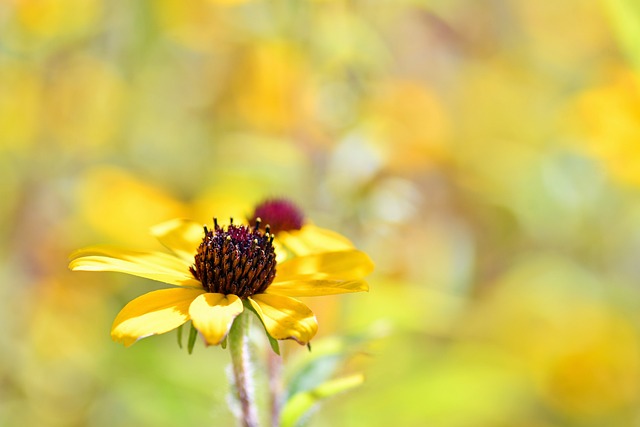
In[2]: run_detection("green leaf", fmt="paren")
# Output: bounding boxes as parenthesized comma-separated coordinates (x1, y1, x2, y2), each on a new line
(187, 322, 198, 354)
(286, 354, 343, 400)
(267, 332, 281, 355)
(221, 335, 227, 349)
(284, 332, 373, 400)
(280, 374, 364, 427)
(176, 324, 183, 349)
(243, 300, 280, 355)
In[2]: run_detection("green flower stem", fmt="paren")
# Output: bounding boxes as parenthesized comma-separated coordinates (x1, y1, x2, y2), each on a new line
(228, 310, 259, 427)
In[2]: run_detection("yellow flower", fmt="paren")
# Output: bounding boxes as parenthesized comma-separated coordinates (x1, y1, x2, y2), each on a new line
(69, 218, 373, 347)
(247, 198, 355, 259)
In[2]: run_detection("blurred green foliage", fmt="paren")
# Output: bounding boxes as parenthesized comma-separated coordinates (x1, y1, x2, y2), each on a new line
(2, 0, 640, 426)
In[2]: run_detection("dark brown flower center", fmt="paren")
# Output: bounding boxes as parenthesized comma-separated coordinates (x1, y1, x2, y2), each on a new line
(249, 198, 304, 234)
(190, 219, 277, 299)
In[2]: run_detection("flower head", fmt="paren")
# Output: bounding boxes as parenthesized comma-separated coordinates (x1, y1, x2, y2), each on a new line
(69, 217, 373, 348)
(250, 199, 304, 234)
(248, 198, 355, 258)
(191, 219, 276, 298)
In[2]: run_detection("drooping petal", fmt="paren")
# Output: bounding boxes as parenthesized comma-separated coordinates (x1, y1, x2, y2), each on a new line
(275, 250, 374, 282)
(189, 293, 244, 345)
(278, 224, 354, 256)
(111, 288, 205, 346)
(150, 219, 204, 262)
(69, 246, 202, 288)
(266, 279, 369, 297)
(248, 294, 318, 345)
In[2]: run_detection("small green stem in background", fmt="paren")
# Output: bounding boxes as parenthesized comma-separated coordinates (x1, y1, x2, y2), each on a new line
(228, 310, 259, 427)
(268, 350, 283, 427)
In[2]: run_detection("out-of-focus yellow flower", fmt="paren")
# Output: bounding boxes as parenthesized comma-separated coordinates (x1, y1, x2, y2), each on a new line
(17, 277, 111, 426)
(0, 63, 40, 150)
(229, 40, 310, 133)
(571, 68, 640, 186)
(247, 198, 354, 260)
(538, 315, 639, 420)
(43, 55, 124, 149)
(75, 167, 188, 245)
(512, 1, 610, 69)
(15, 0, 100, 36)
(189, 133, 311, 223)
(69, 218, 373, 347)
(470, 256, 640, 421)
(7, 0, 102, 53)
(204, 0, 250, 4)
(155, 0, 230, 52)
(361, 79, 450, 172)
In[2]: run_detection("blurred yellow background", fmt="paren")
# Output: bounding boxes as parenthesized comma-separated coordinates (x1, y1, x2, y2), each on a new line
(2, 0, 640, 426)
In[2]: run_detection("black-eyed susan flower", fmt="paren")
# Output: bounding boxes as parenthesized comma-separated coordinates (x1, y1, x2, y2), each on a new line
(69, 218, 373, 347)
(247, 198, 355, 259)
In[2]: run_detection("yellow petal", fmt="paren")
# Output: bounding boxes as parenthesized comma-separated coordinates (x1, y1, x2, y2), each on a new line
(272, 238, 289, 263)
(189, 293, 244, 345)
(150, 218, 204, 262)
(69, 246, 202, 288)
(111, 288, 205, 346)
(276, 250, 374, 282)
(278, 224, 354, 256)
(266, 279, 369, 297)
(248, 294, 318, 345)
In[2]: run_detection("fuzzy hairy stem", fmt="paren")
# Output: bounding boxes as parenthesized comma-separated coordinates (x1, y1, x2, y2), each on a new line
(228, 311, 259, 427)
(267, 350, 283, 427)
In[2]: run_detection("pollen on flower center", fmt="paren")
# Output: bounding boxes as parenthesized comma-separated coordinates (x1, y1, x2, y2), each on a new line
(250, 198, 304, 234)
(190, 218, 277, 299)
